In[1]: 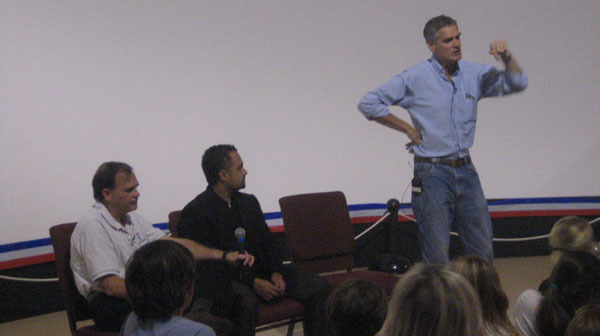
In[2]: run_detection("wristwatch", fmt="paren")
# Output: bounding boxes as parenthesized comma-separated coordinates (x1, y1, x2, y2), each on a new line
(221, 250, 230, 261)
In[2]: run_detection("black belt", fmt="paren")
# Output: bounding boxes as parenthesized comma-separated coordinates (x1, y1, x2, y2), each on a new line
(414, 156, 472, 168)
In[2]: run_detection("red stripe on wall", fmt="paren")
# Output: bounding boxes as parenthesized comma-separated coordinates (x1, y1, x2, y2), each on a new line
(0, 253, 55, 271)
(349, 209, 600, 223)
(269, 225, 285, 233)
(490, 209, 600, 218)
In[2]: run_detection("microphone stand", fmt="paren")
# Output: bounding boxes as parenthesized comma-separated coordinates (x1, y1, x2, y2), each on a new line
(364, 198, 411, 274)
(386, 198, 401, 256)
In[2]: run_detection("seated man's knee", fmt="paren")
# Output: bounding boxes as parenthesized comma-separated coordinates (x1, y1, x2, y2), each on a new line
(233, 282, 260, 318)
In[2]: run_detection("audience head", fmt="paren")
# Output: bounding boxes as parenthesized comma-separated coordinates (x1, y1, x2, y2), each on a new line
(423, 15, 457, 43)
(451, 255, 517, 335)
(566, 304, 600, 336)
(201, 144, 238, 185)
(326, 279, 388, 336)
(125, 239, 196, 324)
(92, 161, 133, 202)
(549, 216, 594, 261)
(536, 251, 600, 336)
(380, 263, 482, 336)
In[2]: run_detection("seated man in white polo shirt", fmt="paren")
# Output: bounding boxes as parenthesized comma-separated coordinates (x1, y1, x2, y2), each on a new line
(70, 161, 254, 333)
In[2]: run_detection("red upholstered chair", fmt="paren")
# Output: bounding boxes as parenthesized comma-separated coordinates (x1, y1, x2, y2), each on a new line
(168, 210, 304, 336)
(49, 223, 119, 336)
(279, 191, 399, 295)
(255, 299, 304, 335)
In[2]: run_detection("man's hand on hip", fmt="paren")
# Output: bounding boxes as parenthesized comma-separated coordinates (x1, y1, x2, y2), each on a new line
(405, 127, 422, 149)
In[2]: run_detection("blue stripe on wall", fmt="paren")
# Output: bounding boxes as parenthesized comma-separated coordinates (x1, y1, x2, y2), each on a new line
(1, 196, 598, 253)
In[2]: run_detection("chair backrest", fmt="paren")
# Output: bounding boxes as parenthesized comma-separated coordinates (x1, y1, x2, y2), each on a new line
(279, 191, 355, 274)
(168, 210, 182, 237)
(49, 222, 93, 336)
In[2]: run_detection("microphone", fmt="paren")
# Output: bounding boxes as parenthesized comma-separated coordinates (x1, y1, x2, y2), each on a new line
(234, 227, 246, 254)
(234, 227, 250, 281)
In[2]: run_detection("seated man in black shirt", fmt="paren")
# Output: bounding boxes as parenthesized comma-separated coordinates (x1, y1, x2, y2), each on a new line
(178, 144, 332, 336)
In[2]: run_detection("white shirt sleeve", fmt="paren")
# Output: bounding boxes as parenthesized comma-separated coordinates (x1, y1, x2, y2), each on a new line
(513, 289, 542, 336)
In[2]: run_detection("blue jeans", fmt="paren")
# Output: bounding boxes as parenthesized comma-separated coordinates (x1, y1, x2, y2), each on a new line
(411, 161, 493, 264)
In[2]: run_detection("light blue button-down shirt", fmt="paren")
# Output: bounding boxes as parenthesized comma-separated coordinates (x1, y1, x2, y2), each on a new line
(358, 57, 528, 158)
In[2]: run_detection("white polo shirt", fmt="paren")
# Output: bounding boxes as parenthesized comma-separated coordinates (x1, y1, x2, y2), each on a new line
(70, 202, 165, 298)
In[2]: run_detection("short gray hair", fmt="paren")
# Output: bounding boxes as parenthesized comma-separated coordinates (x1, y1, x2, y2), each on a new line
(423, 15, 457, 43)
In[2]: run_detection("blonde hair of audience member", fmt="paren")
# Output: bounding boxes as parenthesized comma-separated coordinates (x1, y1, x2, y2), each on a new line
(452, 255, 519, 336)
(549, 216, 594, 261)
(565, 304, 600, 336)
(380, 263, 482, 336)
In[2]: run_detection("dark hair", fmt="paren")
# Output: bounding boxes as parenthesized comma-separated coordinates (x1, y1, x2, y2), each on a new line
(125, 240, 195, 324)
(201, 144, 237, 185)
(326, 279, 388, 336)
(423, 15, 457, 43)
(566, 304, 600, 336)
(536, 251, 600, 336)
(92, 161, 133, 202)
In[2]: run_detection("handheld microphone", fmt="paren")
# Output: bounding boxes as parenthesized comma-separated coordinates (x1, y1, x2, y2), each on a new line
(234, 227, 246, 254)
(234, 227, 250, 280)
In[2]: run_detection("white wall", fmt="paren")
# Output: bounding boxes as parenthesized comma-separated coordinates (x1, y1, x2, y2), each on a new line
(2, 0, 599, 244)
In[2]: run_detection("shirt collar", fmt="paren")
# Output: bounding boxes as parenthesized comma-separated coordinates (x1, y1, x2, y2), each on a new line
(429, 56, 461, 77)
(205, 185, 240, 208)
(93, 201, 132, 231)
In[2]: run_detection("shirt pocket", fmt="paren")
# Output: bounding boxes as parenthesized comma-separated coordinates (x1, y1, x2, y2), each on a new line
(456, 92, 478, 139)
(462, 92, 478, 122)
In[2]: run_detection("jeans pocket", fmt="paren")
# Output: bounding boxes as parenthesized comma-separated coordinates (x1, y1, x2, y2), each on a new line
(466, 163, 479, 175)
(414, 162, 435, 180)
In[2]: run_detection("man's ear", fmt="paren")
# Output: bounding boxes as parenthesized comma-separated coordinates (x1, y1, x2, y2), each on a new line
(427, 40, 435, 53)
(218, 169, 229, 182)
(101, 188, 112, 203)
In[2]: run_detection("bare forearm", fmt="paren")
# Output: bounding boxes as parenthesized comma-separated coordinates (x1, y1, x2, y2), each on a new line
(375, 114, 414, 133)
(489, 41, 522, 74)
(375, 113, 422, 145)
(162, 236, 222, 260)
(101, 275, 128, 299)
(502, 51, 522, 74)
(162, 235, 254, 265)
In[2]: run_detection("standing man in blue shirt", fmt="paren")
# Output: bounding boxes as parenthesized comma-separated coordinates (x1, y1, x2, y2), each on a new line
(358, 15, 527, 264)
